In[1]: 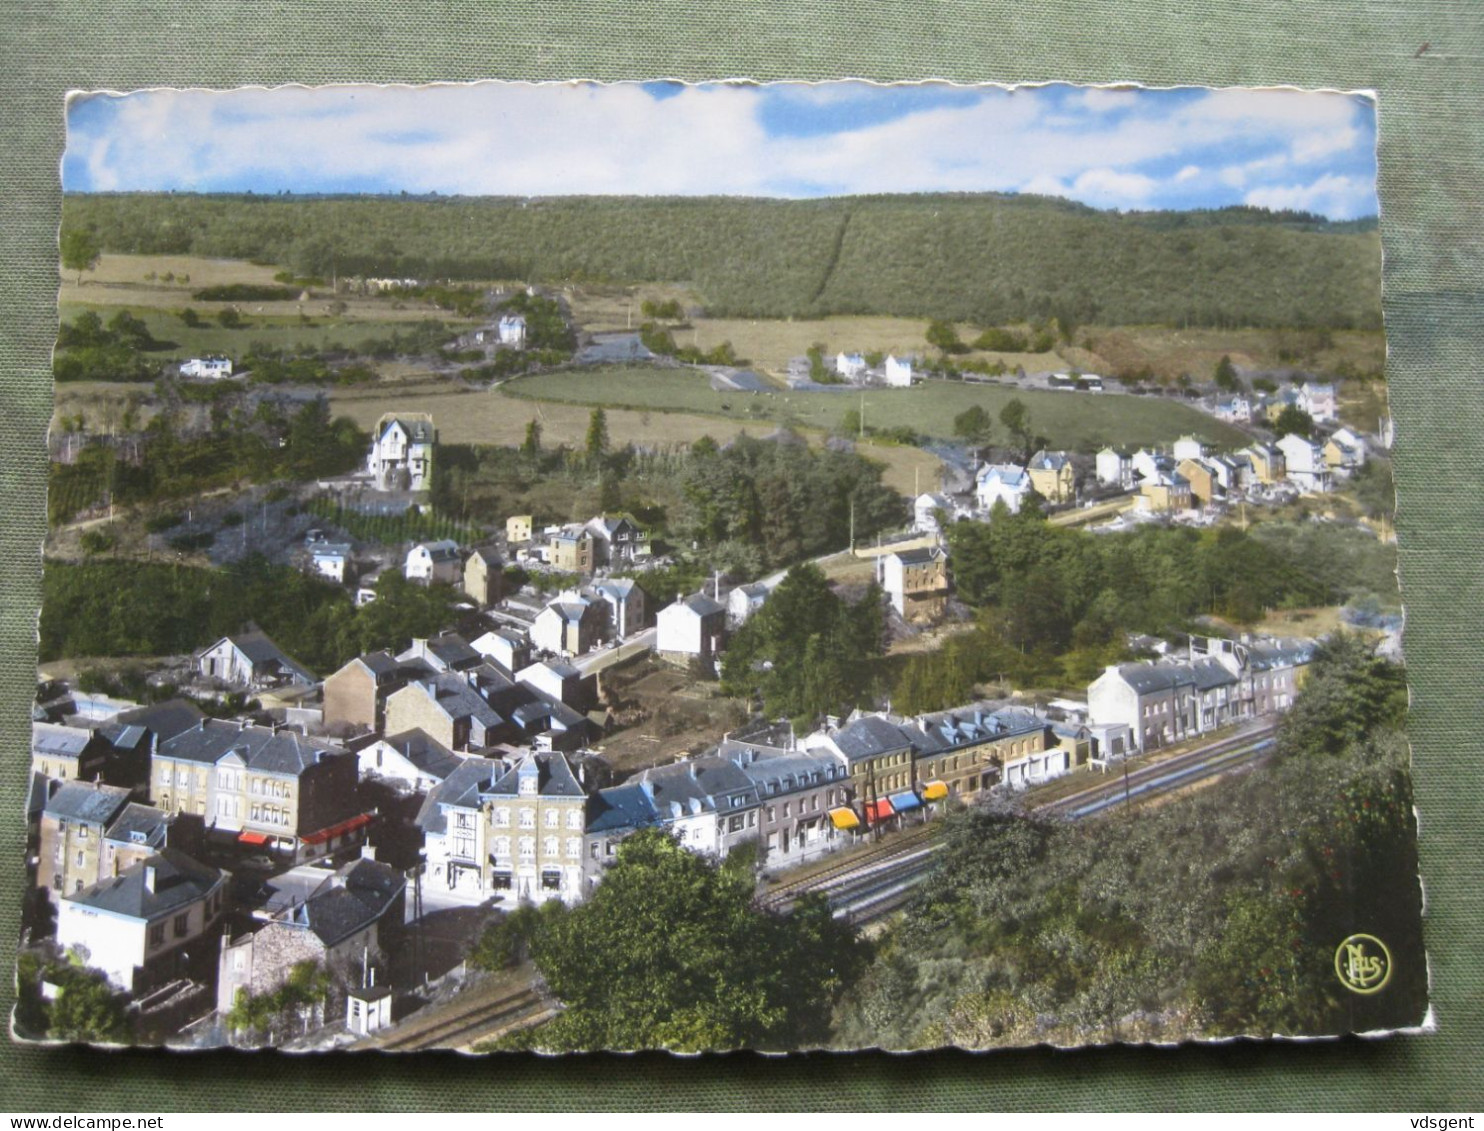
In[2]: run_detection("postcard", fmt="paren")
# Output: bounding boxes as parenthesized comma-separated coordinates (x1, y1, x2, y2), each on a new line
(15, 80, 1424, 1053)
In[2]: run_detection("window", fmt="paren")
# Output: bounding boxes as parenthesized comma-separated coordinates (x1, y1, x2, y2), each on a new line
(567, 810, 583, 830)
(544, 836, 559, 858)
(494, 808, 510, 828)
(149, 923, 165, 948)
(566, 838, 581, 858)
(493, 836, 510, 857)
(519, 809, 535, 829)
(545, 809, 559, 828)
(174, 912, 190, 938)
(452, 834, 475, 860)
(541, 871, 562, 891)
(519, 837, 535, 860)
(766, 806, 775, 822)
(77, 825, 88, 840)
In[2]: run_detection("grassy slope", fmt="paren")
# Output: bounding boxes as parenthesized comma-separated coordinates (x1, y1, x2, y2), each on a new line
(500, 365, 1250, 450)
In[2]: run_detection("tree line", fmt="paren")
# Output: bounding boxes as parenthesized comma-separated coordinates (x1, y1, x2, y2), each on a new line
(64, 193, 1382, 331)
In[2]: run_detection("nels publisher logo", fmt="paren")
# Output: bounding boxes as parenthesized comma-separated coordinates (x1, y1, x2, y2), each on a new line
(1335, 933, 1392, 994)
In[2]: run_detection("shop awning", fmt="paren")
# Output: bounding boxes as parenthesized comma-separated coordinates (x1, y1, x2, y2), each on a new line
(300, 812, 373, 846)
(922, 781, 949, 802)
(864, 799, 895, 825)
(828, 807, 860, 831)
(237, 830, 270, 846)
(889, 790, 922, 812)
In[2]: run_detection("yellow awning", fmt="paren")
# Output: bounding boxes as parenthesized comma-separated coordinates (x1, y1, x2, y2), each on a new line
(829, 807, 860, 830)
(922, 781, 949, 802)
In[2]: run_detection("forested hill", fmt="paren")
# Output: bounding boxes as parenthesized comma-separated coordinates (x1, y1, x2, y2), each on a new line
(63, 193, 1381, 330)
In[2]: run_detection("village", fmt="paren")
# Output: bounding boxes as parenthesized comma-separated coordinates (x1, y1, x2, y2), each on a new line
(22, 312, 1390, 1047)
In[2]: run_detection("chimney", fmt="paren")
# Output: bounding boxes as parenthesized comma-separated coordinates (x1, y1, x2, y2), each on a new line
(359, 843, 377, 862)
(143, 863, 158, 893)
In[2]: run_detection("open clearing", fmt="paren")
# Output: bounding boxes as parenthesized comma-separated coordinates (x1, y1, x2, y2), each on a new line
(328, 383, 942, 495)
(502, 365, 1249, 450)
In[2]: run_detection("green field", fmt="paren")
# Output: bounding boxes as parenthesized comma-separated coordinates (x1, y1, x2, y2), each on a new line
(502, 366, 1250, 451)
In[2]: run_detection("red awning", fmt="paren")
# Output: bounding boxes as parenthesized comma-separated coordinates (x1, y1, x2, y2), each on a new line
(237, 830, 270, 846)
(300, 812, 373, 846)
(864, 799, 895, 825)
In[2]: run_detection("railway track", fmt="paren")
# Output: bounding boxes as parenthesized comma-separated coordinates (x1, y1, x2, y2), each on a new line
(756, 823, 943, 913)
(366, 983, 554, 1052)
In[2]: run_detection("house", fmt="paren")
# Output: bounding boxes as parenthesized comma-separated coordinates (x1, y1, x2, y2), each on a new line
(1137, 471, 1193, 514)
(1323, 427, 1368, 473)
(101, 803, 204, 882)
(633, 757, 762, 861)
(471, 628, 530, 675)
(531, 598, 604, 657)
(904, 704, 1055, 795)
(546, 526, 595, 573)
(355, 571, 383, 608)
(976, 464, 1031, 514)
(732, 744, 851, 867)
(366, 413, 435, 492)
(582, 782, 664, 890)
(152, 720, 367, 863)
(1176, 458, 1221, 506)
(1297, 382, 1339, 424)
(179, 357, 234, 380)
(416, 756, 507, 894)
(1241, 443, 1287, 485)
(322, 651, 433, 735)
(195, 631, 317, 691)
(1214, 395, 1252, 424)
(31, 722, 115, 787)
(398, 632, 483, 674)
(884, 355, 913, 387)
(1275, 433, 1333, 494)
(1095, 448, 1134, 490)
(591, 578, 647, 638)
(384, 674, 508, 754)
(479, 753, 591, 903)
(835, 352, 867, 381)
(1089, 663, 1202, 753)
(462, 546, 503, 607)
(356, 729, 464, 793)
(584, 515, 647, 567)
(1025, 450, 1076, 505)
(656, 593, 727, 663)
(497, 314, 526, 346)
(515, 660, 586, 710)
(1172, 436, 1207, 462)
(57, 849, 230, 995)
(803, 715, 917, 826)
(404, 540, 462, 585)
(506, 515, 534, 544)
(309, 542, 352, 585)
(727, 582, 770, 627)
(37, 781, 133, 904)
(880, 546, 950, 623)
(913, 492, 953, 536)
(217, 855, 405, 1015)
(1131, 448, 1175, 484)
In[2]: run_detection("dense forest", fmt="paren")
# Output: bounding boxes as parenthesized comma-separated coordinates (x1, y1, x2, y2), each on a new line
(838, 634, 1423, 1048)
(64, 193, 1381, 330)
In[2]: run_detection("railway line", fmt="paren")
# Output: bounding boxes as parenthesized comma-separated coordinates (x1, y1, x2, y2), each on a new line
(363, 981, 555, 1053)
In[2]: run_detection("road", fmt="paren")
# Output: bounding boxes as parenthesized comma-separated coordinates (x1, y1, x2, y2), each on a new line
(573, 627, 656, 674)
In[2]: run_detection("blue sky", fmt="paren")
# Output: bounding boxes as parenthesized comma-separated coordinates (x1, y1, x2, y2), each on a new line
(63, 81, 1379, 219)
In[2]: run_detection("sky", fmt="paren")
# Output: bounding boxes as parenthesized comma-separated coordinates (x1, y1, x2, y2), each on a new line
(63, 81, 1379, 220)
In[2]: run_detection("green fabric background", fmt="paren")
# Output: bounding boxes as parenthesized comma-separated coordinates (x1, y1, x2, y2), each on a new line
(2, 1, 1481, 1111)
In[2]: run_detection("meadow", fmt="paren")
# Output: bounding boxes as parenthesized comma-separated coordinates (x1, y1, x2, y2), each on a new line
(500, 365, 1250, 450)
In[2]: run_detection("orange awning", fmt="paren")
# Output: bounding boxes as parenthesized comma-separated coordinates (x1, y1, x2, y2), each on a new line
(922, 781, 949, 802)
(300, 812, 373, 846)
(237, 830, 270, 846)
(864, 799, 895, 825)
(828, 807, 860, 831)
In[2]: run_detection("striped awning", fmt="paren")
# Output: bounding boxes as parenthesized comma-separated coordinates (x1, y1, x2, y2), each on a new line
(828, 807, 860, 831)
(922, 781, 949, 802)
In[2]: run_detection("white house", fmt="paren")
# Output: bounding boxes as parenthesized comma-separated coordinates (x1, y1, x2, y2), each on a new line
(195, 631, 316, 690)
(1275, 432, 1334, 494)
(657, 593, 727, 662)
(727, 582, 770, 627)
(356, 729, 463, 793)
(975, 464, 1031, 514)
(884, 355, 913, 387)
(404, 540, 462, 585)
(835, 352, 867, 381)
(497, 314, 526, 346)
(471, 628, 530, 675)
(367, 414, 435, 492)
(516, 660, 584, 708)
(1297, 382, 1339, 424)
(591, 578, 646, 639)
(1172, 436, 1207, 462)
(1131, 448, 1173, 484)
(1095, 448, 1134, 490)
(56, 849, 229, 994)
(179, 357, 233, 380)
(1214, 395, 1252, 424)
(913, 492, 954, 535)
(310, 542, 352, 585)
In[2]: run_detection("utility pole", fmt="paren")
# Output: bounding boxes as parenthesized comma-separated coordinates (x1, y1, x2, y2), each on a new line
(858, 392, 866, 439)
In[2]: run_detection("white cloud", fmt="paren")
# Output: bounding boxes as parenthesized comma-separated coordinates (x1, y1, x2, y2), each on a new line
(1174, 164, 1201, 183)
(1069, 167, 1159, 206)
(1244, 173, 1374, 218)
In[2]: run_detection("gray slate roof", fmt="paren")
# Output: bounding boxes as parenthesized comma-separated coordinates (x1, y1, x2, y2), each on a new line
(287, 857, 406, 947)
(586, 782, 662, 834)
(830, 715, 915, 762)
(104, 803, 175, 849)
(44, 781, 132, 825)
(415, 756, 506, 834)
(67, 848, 222, 922)
(379, 729, 464, 782)
(487, 752, 587, 800)
(157, 719, 347, 776)
(32, 723, 95, 759)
